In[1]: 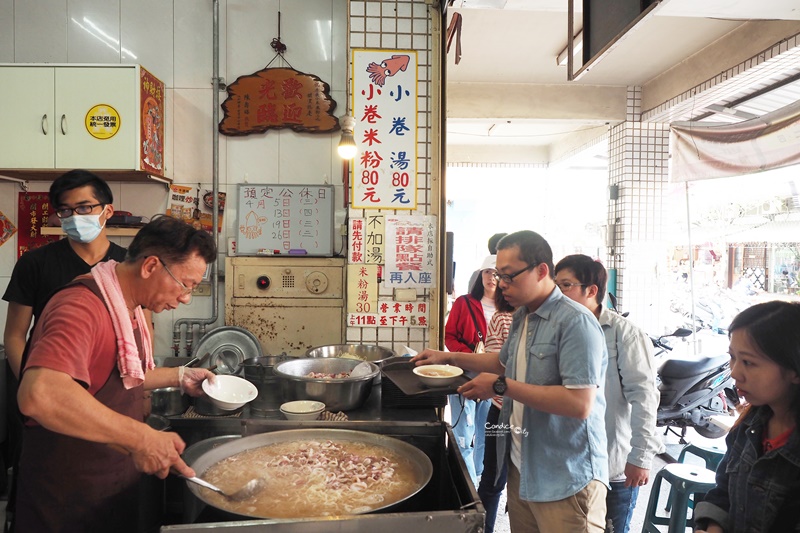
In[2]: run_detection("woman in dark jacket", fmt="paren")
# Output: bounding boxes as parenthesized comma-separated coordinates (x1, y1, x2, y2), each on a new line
(694, 301, 800, 533)
(444, 255, 497, 483)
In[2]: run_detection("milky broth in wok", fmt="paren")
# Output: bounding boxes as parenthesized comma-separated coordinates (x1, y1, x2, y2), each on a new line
(199, 439, 421, 518)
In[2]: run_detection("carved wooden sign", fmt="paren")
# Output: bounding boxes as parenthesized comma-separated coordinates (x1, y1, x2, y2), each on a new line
(219, 67, 340, 136)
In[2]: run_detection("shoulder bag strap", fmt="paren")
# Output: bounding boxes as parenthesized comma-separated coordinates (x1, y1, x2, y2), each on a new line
(464, 296, 484, 343)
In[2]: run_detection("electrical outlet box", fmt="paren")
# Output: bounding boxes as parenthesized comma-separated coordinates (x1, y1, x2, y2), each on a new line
(192, 282, 212, 297)
(340, 224, 348, 236)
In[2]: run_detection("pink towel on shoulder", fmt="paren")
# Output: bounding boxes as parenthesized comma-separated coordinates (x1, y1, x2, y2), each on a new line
(91, 260, 154, 389)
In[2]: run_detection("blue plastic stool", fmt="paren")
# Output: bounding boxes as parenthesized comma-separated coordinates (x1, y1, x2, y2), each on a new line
(641, 463, 716, 533)
(677, 442, 726, 472)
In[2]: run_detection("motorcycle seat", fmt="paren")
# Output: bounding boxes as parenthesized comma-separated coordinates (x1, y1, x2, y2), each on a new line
(660, 354, 730, 378)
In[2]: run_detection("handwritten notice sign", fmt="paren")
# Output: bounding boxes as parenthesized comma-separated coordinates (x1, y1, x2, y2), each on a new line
(384, 215, 436, 289)
(219, 67, 339, 136)
(346, 264, 378, 313)
(349, 218, 365, 263)
(348, 300, 429, 328)
(236, 184, 334, 256)
(351, 49, 417, 209)
(364, 212, 384, 264)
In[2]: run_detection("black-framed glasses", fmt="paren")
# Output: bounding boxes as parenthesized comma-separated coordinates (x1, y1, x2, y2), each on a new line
(556, 281, 587, 291)
(158, 257, 193, 296)
(55, 203, 106, 218)
(492, 264, 535, 284)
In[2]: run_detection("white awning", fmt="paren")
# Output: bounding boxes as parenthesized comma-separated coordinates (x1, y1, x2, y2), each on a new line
(670, 99, 800, 183)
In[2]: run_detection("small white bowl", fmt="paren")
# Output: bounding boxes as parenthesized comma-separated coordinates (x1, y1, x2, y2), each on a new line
(201, 375, 258, 411)
(280, 400, 325, 420)
(413, 365, 464, 387)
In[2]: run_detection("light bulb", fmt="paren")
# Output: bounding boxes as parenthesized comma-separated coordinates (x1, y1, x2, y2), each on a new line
(337, 132, 357, 159)
(337, 114, 357, 159)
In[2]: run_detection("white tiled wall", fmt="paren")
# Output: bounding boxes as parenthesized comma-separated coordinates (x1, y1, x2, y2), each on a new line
(608, 35, 800, 334)
(0, 0, 348, 356)
(606, 87, 670, 334)
(343, 0, 435, 356)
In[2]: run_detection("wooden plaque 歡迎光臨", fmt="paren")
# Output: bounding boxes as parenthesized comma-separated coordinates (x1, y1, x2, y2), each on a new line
(219, 67, 340, 136)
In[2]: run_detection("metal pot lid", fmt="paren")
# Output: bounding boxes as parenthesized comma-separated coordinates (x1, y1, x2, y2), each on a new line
(192, 326, 264, 374)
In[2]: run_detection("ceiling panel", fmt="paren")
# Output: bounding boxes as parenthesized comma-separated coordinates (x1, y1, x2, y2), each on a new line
(445, 1, 800, 161)
(656, 0, 800, 20)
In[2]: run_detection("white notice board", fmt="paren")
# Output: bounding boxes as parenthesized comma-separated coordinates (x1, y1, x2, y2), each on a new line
(236, 184, 335, 256)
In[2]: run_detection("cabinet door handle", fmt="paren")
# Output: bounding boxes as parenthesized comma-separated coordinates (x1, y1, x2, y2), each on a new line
(60, 114, 67, 135)
(41, 114, 49, 135)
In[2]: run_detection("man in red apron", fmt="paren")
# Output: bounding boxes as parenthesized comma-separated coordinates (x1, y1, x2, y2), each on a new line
(16, 215, 217, 532)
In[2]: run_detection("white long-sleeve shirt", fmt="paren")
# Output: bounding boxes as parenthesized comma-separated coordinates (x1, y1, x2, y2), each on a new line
(598, 307, 663, 480)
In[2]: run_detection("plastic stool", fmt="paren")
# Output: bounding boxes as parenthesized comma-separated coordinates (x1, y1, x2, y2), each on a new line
(641, 463, 716, 533)
(665, 442, 726, 513)
(677, 442, 726, 472)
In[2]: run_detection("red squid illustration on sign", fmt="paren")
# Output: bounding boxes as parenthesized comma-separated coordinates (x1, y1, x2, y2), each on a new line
(239, 211, 268, 239)
(366, 54, 410, 87)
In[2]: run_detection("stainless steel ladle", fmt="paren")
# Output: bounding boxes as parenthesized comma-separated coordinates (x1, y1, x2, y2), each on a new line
(182, 475, 268, 501)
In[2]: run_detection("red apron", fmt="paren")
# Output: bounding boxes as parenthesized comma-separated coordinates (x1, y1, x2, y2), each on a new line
(16, 279, 145, 533)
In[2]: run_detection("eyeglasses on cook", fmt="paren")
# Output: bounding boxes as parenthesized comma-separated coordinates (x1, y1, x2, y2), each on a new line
(158, 257, 193, 296)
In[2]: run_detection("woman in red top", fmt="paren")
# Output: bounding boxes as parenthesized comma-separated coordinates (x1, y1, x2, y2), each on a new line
(445, 255, 498, 483)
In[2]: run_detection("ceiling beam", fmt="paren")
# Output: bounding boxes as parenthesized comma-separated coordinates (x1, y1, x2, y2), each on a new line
(447, 144, 550, 165)
(642, 20, 800, 114)
(447, 82, 627, 121)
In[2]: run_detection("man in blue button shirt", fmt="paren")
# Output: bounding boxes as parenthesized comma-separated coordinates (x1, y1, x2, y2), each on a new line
(414, 230, 609, 531)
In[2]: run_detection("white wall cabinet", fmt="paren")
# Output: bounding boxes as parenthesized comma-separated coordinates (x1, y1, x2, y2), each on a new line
(0, 64, 167, 182)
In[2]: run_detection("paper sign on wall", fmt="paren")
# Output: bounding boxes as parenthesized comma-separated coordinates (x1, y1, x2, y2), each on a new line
(140, 66, 165, 176)
(346, 264, 378, 314)
(351, 49, 418, 210)
(348, 300, 429, 328)
(384, 215, 436, 289)
(364, 213, 384, 264)
(349, 218, 365, 263)
(167, 184, 225, 234)
(17, 192, 58, 259)
(0, 210, 17, 249)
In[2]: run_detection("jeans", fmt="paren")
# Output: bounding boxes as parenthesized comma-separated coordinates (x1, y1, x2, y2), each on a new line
(449, 394, 477, 482)
(473, 399, 490, 477)
(477, 404, 507, 533)
(605, 481, 639, 533)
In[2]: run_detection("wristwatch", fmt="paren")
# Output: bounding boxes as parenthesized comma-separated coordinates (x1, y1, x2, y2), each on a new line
(492, 376, 507, 396)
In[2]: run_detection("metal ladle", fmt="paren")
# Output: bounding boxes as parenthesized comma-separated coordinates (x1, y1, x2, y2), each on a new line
(182, 474, 268, 501)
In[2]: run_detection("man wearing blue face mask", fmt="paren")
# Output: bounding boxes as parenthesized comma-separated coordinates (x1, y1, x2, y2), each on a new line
(2, 168, 126, 531)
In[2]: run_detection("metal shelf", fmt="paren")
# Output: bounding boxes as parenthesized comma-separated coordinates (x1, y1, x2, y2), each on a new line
(0, 169, 170, 184)
(40, 226, 141, 237)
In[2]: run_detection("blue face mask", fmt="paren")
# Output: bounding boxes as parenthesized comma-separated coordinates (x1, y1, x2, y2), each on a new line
(61, 212, 106, 244)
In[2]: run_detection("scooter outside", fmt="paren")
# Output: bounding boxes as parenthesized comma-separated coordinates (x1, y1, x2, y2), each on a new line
(652, 328, 739, 441)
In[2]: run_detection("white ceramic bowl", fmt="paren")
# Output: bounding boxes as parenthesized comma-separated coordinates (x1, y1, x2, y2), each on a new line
(280, 400, 326, 420)
(201, 375, 258, 411)
(413, 365, 464, 387)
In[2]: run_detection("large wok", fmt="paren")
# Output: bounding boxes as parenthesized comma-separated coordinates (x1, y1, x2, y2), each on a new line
(185, 429, 433, 520)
